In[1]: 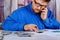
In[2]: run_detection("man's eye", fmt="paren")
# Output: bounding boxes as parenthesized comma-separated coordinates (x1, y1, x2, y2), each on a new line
(44, 5, 47, 7)
(36, 4, 40, 7)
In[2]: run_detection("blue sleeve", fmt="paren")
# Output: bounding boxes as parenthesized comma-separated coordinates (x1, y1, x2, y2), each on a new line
(42, 10, 60, 29)
(2, 10, 26, 31)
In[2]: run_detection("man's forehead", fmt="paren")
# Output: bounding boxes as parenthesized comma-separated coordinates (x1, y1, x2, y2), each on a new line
(35, 0, 46, 2)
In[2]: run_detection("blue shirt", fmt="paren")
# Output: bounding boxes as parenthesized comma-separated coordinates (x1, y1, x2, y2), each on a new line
(2, 4, 60, 31)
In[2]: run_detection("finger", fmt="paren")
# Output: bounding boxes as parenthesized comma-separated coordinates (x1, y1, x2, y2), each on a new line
(42, 8, 47, 12)
(29, 28, 33, 31)
(32, 24, 38, 29)
(32, 27, 38, 32)
(32, 24, 37, 26)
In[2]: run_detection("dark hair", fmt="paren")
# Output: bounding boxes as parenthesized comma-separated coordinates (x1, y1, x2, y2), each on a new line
(44, 0, 50, 2)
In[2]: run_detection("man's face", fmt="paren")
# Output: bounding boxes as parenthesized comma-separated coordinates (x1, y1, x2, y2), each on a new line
(32, 0, 48, 13)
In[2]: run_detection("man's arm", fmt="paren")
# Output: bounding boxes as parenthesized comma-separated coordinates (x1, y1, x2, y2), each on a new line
(42, 9, 60, 29)
(2, 10, 26, 31)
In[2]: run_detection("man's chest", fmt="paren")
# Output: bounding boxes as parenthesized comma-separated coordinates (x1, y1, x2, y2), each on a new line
(25, 13, 45, 29)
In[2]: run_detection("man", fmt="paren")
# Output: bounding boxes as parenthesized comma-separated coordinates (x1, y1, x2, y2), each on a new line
(2, 0, 60, 32)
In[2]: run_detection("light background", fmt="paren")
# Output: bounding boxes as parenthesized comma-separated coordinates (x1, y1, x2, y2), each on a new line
(0, 0, 60, 23)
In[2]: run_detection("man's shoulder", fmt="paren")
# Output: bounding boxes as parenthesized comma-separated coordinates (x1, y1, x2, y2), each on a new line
(11, 5, 30, 17)
(16, 7, 27, 12)
(47, 9, 54, 17)
(12, 7, 26, 14)
(16, 5, 30, 12)
(47, 9, 54, 14)
(48, 9, 52, 12)
(15, 4, 30, 13)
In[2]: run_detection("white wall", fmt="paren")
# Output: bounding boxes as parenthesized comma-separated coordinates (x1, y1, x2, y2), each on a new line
(11, 0, 18, 12)
(4, 0, 10, 18)
(4, 0, 60, 23)
(4, 0, 18, 18)
(56, 0, 60, 23)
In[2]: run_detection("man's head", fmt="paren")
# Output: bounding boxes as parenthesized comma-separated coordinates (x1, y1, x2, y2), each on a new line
(32, 0, 50, 13)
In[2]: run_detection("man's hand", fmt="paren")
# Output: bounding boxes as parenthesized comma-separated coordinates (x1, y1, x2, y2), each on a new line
(41, 8, 48, 20)
(24, 24, 38, 32)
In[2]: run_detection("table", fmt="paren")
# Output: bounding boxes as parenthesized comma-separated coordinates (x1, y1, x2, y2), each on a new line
(0, 29, 60, 40)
